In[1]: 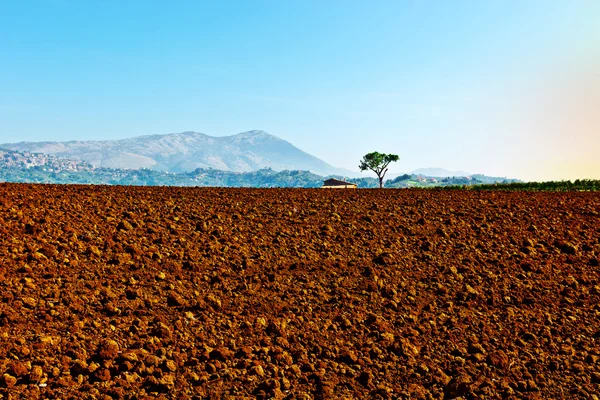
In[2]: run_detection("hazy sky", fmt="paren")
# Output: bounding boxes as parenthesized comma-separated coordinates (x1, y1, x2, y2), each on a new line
(1, 1, 598, 180)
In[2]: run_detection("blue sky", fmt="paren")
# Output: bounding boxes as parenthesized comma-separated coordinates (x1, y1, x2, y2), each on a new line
(1, 1, 598, 180)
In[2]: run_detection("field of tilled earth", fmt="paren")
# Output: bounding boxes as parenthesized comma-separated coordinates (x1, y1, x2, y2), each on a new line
(0, 183, 599, 399)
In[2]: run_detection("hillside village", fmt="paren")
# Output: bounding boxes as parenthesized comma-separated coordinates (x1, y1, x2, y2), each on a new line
(0, 149, 94, 173)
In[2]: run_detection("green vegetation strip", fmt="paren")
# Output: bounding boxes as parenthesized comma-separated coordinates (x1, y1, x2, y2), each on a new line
(443, 180, 600, 191)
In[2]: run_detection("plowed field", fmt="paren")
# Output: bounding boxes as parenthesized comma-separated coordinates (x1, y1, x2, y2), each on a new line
(1, 184, 599, 399)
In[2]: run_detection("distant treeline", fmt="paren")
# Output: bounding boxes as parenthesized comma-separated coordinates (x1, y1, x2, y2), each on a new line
(445, 180, 600, 191)
(0, 162, 519, 188)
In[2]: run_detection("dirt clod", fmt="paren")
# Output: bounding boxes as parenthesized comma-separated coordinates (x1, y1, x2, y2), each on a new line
(97, 340, 119, 359)
(2, 374, 17, 388)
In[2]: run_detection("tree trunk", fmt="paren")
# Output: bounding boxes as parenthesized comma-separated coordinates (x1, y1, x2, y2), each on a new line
(378, 168, 388, 188)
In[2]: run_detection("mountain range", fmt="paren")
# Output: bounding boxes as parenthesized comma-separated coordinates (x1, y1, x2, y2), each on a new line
(1, 130, 493, 180)
(0, 130, 354, 177)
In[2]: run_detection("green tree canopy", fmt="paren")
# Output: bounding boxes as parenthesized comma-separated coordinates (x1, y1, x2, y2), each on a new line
(359, 152, 399, 188)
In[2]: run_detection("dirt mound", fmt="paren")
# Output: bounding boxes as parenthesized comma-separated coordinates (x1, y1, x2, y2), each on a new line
(0, 183, 599, 398)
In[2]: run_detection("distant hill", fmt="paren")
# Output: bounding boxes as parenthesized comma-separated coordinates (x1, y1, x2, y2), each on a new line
(0, 148, 520, 188)
(410, 167, 471, 177)
(0, 130, 354, 177)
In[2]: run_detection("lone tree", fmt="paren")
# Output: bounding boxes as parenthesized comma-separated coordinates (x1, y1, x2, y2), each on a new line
(359, 152, 399, 188)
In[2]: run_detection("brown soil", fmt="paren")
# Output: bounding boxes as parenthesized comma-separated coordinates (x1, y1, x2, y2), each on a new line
(0, 183, 599, 399)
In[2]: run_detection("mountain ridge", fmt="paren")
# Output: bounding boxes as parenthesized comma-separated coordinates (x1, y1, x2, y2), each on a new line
(1, 130, 355, 176)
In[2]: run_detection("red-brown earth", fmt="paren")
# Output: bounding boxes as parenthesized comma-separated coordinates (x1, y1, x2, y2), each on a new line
(0, 183, 599, 399)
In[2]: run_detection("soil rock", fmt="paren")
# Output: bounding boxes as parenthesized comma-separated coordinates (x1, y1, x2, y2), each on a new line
(98, 340, 120, 359)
